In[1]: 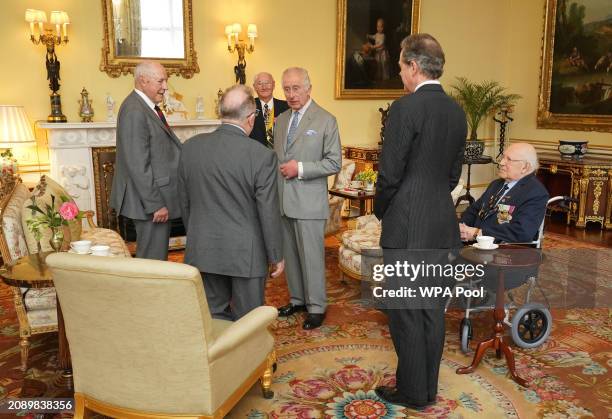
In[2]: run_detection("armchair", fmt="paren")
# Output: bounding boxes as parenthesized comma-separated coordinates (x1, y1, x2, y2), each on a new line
(46, 253, 277, 419)
(325, 159, 355, 236)
(0, 173, 129, 371)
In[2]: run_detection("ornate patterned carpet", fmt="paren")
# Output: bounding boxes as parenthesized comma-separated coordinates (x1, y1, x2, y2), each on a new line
(0, 232, 609, 418)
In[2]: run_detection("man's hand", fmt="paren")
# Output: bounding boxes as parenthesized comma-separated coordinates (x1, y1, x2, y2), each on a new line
(152, 206, 169, 223)
(279, 160, 299, 179)
(270, 259, 285, 278)
(459, 223, 479, 242)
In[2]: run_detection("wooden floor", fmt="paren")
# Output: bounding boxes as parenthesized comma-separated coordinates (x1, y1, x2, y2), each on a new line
(545, 212, 612, 247)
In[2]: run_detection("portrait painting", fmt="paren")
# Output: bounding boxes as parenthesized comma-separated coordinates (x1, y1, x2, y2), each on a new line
(538, 0, 612, 131)
(335, 0, 420, 99)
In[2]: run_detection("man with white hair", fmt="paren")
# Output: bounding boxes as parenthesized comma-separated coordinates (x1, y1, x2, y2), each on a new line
(111, 60, 182, 260)
(249, 72, 289, 148)
(178, 85, 284, 320)
(460, 142, 549, 243)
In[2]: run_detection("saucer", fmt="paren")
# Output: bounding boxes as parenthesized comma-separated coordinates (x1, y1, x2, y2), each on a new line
(472, 243, 499, 250)
(68, 249, 91, 255)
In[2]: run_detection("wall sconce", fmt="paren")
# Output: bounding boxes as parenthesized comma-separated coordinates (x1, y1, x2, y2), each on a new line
(25, 9, 70, 123)
(225, 23, 257, 84)
(0, 105, 36, 176)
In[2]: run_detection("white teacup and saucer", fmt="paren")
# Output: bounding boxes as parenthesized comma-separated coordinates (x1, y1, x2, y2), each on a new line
(69, 240, 92, 254)
(91, 245, 112, 256)
(472, 235, 498, 250)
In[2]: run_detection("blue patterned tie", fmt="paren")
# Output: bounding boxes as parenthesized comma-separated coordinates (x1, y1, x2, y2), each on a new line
(286, 110, 300, 147)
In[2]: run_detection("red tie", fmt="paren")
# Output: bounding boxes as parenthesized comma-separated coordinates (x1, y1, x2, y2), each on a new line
(154, 105, 169, 128)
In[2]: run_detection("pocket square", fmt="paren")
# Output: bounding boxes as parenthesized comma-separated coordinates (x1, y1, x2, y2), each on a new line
(305, 129, 317, 136)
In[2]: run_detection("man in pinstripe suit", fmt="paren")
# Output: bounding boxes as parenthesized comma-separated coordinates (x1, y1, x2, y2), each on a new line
(374, 34, 467, 408)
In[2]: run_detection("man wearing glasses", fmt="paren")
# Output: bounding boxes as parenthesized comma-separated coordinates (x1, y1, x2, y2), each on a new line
(459, 142, 549, 243)
(250, 72, 289, 148)
(178, 84, 284, 320)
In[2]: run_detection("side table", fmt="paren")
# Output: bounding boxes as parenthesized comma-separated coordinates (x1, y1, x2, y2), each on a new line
(456, 245, 541, 387)
(329, 188, 375, 217)
(455, 155, 493, 208)
(0, 252, 73, 389)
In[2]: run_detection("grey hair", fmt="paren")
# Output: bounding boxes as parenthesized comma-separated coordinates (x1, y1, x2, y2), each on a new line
(400, 33, 445, 79)
(134, 61, 161, 81)
(282, 67, 311, 89)
(523, 146, 539, 172)
(253, 72, 274, 84)
(218, 85, 256, 121)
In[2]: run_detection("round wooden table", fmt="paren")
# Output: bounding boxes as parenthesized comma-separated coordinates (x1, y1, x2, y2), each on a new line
(455, 245, 542, 387)
(0, 252, 73, 389)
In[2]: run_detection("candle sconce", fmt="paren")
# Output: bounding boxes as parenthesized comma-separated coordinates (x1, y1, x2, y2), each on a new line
(225, 23, 257, 84)
(25, 9, 70, 122)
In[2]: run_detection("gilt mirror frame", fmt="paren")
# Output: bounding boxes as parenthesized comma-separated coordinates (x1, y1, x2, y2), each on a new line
(100, 0, 199, 79)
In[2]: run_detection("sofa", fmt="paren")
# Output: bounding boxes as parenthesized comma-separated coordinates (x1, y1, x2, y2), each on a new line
(0, 173, 130, 371)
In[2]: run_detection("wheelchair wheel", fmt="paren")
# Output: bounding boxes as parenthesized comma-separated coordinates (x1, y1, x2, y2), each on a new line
(511, 303, 552, 349)
(459, 318, 472, 354)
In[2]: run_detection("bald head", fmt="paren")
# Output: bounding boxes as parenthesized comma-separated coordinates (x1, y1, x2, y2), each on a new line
(218, 85, 256, 133)
(134, 61, 167, 104)
(497, 142, 539, 181)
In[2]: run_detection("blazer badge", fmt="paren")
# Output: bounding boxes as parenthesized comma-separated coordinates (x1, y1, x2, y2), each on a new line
(497, 204, 515, 224)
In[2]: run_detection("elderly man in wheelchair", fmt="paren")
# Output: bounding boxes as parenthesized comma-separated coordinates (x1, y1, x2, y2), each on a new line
(454, 143, 558, 353)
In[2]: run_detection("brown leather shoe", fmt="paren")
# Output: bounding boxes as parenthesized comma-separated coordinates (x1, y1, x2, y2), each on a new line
(278, 303, 307, 317)
(302, 313, 325, 329)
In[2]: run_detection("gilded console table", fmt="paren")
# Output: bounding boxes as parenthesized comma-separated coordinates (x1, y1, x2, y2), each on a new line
(342, 144, 380, 172)
(537, 152, 612, 229)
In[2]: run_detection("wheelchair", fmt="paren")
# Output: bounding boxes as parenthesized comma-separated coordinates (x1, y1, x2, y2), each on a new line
(449, 196, 574, 354)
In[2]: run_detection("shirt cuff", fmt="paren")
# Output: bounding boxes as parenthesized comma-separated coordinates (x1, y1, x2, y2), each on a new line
(298, 162, 304, 179)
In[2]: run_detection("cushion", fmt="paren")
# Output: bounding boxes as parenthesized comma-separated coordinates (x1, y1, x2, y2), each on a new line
(22, 176, 82, 253)
(341, 228, 381, 253)
(2, 183, 31, 261)
(333, 159, 356, 189)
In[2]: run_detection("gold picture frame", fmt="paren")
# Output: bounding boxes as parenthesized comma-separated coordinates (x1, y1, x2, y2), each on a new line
(100, 0, 199, 79)
(537, 0, 611, 132)
(335, 0, 420, 99)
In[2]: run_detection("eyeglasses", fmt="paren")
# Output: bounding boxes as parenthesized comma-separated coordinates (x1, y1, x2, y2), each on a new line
(496, 154, 526, 164)
(255, 81, 272, 87)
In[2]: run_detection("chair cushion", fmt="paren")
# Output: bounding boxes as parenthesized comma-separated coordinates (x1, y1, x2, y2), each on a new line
(325, 196, 344, 236)
(333, 159, 356, 189)
(21, 176, 82, 253)
(23, 287, 57, 310)
(339, 245, 363, 274)
(2, 183, 31, 261)
(26, 307, 58, 328)
(341, 228, 381, 253)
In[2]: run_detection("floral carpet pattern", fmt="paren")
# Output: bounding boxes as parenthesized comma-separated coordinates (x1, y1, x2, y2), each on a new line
(0, 232, 609, 418)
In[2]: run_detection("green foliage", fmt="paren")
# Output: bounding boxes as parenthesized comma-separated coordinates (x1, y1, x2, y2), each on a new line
(355, 168, 377, 183)
(450, 77, 522, 141)
(25, 194, 74, 240)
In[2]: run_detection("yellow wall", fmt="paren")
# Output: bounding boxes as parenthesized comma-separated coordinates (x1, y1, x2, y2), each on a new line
(0, 0, 609, 174)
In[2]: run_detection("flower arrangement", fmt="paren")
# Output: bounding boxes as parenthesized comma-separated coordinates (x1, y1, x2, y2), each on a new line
(355, 168, 378, 184)
(26, 194, 83, 244)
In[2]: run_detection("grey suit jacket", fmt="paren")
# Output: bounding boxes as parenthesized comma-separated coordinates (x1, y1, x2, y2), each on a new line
(110, 91, 183, 220)
(178, 124, 283, 278)
(273, 100, 342, 220)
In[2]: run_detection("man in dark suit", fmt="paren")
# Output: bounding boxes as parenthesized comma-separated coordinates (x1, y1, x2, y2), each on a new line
(374, 34, 467, 408)
(460, 143, 549, 243)
(249, 72, 289, 148)
(110, 61, 182, 260)
(178, 85, 284, 320)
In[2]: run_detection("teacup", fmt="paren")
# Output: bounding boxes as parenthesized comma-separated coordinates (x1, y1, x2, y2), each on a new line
(476, 235, 495, 249)
(90, 245, 111, 256)
(350, 180, 363, 189)
(70, 240, 92, 254)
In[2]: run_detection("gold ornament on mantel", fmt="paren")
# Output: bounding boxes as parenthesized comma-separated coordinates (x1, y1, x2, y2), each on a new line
(78, 87, 94, 122)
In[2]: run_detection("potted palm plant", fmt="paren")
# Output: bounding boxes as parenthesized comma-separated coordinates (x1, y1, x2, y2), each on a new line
(450, 77, 521, 160)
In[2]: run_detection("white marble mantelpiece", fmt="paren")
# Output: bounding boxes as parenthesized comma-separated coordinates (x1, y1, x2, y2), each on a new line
(39, 119, 220, 224)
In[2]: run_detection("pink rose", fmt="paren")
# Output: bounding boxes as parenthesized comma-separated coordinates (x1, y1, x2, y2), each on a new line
(59, 201, 79, 221)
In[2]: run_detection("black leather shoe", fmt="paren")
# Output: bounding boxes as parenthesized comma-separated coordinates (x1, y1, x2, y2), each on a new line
(374, 386, 434, 409)
(278, 303, 307, 317)
(302, 313, 325, 329)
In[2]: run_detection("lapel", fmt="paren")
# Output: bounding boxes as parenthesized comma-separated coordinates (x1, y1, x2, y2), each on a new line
(132, 91, 182, 148)
(286, 100, 317, 154)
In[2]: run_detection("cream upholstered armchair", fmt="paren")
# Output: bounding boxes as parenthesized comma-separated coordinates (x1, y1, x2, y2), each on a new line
(0, 174, 130, 371)
(46, 253, 278, 419)
(325, 159, 356, 236)
(339, 179, 465, 281)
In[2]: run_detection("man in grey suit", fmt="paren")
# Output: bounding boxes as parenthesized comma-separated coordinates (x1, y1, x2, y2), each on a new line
(374, 34, 466, 408)
(274, 67, 342, 330)
(110, 61, 182, 260)
(178, 85, 285, 320)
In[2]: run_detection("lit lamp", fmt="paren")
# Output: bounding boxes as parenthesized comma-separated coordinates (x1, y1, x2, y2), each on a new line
(225, 23, 257, 84)
(0, 105, 36, 178)
(25, 8, 70, 122)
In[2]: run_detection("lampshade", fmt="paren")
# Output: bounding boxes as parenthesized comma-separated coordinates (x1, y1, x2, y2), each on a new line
(35, 10, 47, 23)
(0, 106, 36, 147)
(232, 23, 242, 35)
(247, 24, 258, 38)
(25, 9, 37, 23)
(50, 11, 63, 24)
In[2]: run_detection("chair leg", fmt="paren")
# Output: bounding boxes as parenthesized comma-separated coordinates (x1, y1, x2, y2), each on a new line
(19, 336, 29, 372)
(260, 351, 276, 399)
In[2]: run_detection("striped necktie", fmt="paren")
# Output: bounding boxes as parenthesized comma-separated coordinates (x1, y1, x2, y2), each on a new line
(154, 105, 169, 128)
(286, 110, 300, 147)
